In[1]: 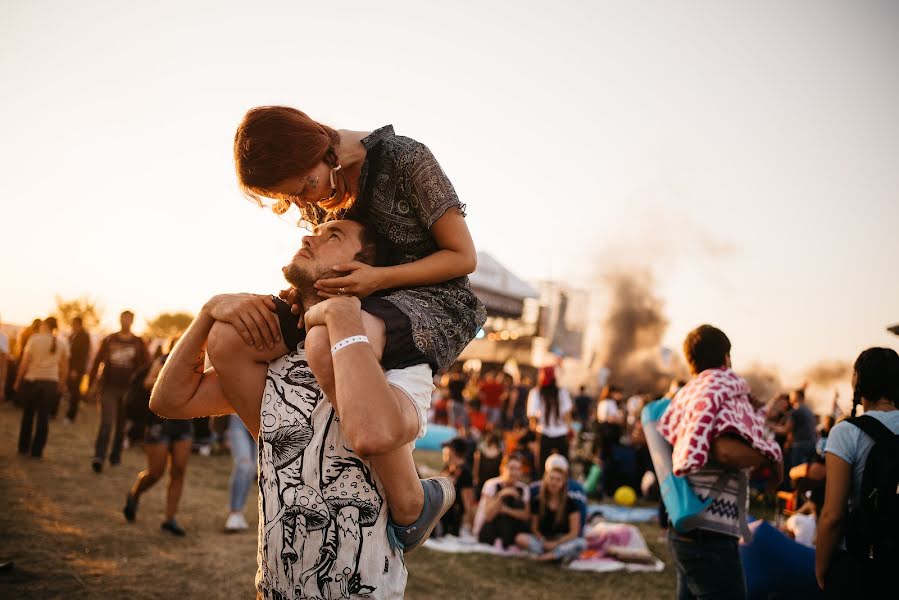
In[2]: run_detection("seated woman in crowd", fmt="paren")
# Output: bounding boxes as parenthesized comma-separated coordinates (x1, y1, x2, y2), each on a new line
(473, 454, 530, 548)
(514, 458, 587, 563)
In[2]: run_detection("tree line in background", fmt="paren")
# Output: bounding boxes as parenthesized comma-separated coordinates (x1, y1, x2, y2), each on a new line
(51, 295, 192, 338)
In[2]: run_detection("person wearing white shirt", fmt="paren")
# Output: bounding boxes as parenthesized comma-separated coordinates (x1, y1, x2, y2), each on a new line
(15, 317, 69, 458)
(527, 366, 572, 478)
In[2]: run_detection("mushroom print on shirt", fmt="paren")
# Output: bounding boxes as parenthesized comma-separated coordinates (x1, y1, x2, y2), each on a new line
(256, 350, 406, 600)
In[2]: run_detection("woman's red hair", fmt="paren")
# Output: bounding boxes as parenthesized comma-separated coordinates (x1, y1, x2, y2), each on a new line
(233, 106, 350, 214)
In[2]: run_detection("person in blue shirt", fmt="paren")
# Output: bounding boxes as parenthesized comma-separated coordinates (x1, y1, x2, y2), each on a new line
(816, 347, 899, 597)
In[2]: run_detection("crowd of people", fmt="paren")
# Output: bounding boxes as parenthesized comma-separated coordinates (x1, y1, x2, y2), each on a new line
(424, 326, 897, 598)
(3, 101, 896, 600)
(2, 311, 258, 538)
(4, 308, 896, 598)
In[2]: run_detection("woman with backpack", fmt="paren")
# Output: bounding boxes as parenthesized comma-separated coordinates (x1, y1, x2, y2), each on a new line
(816, 347, 899, 598)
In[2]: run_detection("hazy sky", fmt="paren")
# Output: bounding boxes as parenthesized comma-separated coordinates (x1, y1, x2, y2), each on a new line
(2, 0, 897, 379)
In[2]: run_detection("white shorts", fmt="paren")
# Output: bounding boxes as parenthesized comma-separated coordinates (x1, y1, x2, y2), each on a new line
(386, 363, 434, 447)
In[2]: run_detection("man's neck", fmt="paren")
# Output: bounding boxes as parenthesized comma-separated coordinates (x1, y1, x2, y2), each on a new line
(296, 289, 323, 318)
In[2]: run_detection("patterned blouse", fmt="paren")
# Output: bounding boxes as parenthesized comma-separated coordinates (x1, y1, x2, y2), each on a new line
(302, 125, 486, 372)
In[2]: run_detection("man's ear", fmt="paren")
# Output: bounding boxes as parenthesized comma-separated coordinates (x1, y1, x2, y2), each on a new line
(725, 353, 732, 369)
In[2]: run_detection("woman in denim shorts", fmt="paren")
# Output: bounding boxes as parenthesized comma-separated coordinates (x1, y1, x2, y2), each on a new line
(122, 349, 193, 536)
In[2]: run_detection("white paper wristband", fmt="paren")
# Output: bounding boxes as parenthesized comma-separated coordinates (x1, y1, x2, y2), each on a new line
(330, 335, 370, 356)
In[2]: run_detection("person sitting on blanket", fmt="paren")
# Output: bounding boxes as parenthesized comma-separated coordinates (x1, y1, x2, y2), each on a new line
(658, 324, 784, 599)
(473, 453, 531, 548)
(529, 454, 588, 535)
(515, 456, 587, 563)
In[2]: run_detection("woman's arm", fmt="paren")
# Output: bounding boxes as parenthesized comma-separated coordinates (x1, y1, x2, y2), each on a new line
(144, 357, 165, 390)
(530, 514, 544, 541)
(815, 452, 852, 590)
(13, 343, 32, 391)
(547, 511, 582, 549)
(499, 491, 530, 522)
(315, 208, 476, 297)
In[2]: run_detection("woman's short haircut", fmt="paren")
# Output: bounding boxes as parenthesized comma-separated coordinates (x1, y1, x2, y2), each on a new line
(683, 324, 731, 375)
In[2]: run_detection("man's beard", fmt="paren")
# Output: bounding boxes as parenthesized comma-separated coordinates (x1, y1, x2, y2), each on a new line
(283, 261, 339, 305)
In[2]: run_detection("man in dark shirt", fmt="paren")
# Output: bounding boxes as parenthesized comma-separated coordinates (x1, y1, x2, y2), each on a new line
(573, 385, 593, 431)
(787, 388, 818, 473)
(89, 311, 149, 472)
(64, 316, 91, 423)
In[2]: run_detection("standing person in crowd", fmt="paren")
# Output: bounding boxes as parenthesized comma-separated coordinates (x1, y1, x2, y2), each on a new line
(625, 393, 645, 435)
(89, 310, 150, 473)
(658, 325, 783, 600)
(224, 413, 257, 533)
(123, 345, 193, 536)
(437, 437, 475, 537)
(63, 316, 91, 423)
(10, 318, 42, 407)
(479, 371, 506, 429)
(0, 314, 9, 403)
(766, 393, 792, 456)
(446, 370, 469, 429)
(15, 317, 68, 458)
(816, 347, 899, 597)
(527, 366, 572, 478)
(515, 458, 587, 563)
(474, 454, 530, 549)
(572, 385, 592, 433)
(501, 374, 530, 431)
(786, 388, 818, 474)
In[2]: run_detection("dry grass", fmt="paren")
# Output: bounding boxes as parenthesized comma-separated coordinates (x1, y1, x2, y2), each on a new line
(0, 403, 675, 599)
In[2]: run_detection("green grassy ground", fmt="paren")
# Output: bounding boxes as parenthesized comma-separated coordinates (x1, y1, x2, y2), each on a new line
(0, 402, 675, 599)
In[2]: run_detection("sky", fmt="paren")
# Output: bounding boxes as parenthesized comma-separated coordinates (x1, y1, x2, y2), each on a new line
(2, 0, 897, 380)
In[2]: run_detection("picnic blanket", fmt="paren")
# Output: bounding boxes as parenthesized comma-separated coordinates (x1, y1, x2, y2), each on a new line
(658, 368, 782, 476)
(424, 522, 664, 573)
(586, 503, 658, 524)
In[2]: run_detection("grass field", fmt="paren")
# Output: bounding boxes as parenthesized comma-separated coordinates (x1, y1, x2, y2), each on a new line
(0, 402, 675, 599)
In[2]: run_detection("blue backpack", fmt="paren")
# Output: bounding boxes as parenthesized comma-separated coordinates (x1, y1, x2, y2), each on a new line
(642, 398, 738, 535)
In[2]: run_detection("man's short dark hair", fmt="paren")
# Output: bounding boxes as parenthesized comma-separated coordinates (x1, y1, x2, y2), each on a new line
(683, 324, 731, 375)
(347, 217, 390, 267)
(121, 310, 134, 318)
(443, 437, 468, 458)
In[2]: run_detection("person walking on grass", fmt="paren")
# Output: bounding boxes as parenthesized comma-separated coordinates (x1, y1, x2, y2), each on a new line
(63, 316, 91, 423)
(122, 346, 192, 536)
(89, 310, 149, 473)
(15, 317, 68, 459)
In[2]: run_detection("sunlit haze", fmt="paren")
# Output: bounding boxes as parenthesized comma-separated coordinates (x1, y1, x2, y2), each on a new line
(2, 0, 897, 383)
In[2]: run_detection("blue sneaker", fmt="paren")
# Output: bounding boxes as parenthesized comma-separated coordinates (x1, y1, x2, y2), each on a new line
(389, 477, 456, 553)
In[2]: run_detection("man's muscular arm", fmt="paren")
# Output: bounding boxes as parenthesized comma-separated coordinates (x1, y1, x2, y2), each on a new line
(151, 294, 287, 439)
(306, 297, 420, 457)
(150, 310, 231, 420)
